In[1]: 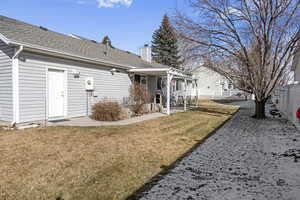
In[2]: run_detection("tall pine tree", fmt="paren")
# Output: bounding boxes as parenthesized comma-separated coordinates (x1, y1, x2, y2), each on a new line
(152, 15, 182, 69)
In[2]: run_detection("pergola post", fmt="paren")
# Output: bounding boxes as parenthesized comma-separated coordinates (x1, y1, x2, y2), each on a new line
(166, 73, 173, 115)
(184, 78, 187, 112)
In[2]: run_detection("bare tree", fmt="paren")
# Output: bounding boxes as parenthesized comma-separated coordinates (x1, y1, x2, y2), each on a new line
(129, 83, 151, 115)
(175, 0, 300, 118)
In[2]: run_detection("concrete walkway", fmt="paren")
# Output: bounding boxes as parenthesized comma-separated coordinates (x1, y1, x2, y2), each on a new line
(49, 107, 194, 127)
(48, 112, 166, 126)
(136, 101, 300, 200)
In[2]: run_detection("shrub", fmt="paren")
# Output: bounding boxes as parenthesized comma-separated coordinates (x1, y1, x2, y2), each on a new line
(91, 99, 122, 121)
(129, 83, 151, 115)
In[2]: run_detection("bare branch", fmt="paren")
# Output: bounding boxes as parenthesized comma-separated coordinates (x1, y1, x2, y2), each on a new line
(175, 0, 300, 118)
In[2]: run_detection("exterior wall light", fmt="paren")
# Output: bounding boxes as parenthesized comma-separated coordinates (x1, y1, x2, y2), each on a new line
(110, 68, 117, 75)
(71, 69, 80, 78)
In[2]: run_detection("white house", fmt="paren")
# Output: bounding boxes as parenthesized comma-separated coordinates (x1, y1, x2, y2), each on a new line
(0, 15, 191, 124)
(190, 67, 240, 99)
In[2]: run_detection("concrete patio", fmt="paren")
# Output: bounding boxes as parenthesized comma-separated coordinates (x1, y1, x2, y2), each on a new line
(48, 112, 165, 126)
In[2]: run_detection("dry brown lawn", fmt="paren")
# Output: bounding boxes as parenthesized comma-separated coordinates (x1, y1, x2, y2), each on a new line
(0, 101, 238, 200)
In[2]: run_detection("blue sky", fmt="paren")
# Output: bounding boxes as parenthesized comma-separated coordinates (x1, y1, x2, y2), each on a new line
(0, 0, 187, 53)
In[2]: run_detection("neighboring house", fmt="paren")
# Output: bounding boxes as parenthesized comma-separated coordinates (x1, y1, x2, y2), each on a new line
(292, 46, 300, 82)
(0, 15, 190, 124)
(190, 67, 240, 99)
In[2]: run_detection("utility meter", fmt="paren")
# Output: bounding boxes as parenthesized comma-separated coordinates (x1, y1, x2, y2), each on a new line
(85, 77, 94, 90)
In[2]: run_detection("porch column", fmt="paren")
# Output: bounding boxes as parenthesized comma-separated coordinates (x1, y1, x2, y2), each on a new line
(167, 73, 171, 115)
(184, 78, 187, 112)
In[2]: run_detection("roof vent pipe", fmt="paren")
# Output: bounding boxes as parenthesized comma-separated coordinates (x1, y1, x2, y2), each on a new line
(140, 44, 152, 63)
(39, 26, 48, 31)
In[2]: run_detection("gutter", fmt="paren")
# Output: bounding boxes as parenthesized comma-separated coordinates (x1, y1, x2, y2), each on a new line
(128, 68, 170, 72)
(0, 33, 10, 45)
(129, 67, 192, 79)
(5, 38, 135, 70)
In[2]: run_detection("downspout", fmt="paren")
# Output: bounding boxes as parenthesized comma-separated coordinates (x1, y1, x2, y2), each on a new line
(12, 45, 23, 59)
(11, 45, 23, 126)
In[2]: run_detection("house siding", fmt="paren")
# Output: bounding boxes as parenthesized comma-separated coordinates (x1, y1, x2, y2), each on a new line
(295, 56, 300, 81)
(19, 52, 132, 123)
(193, 67, 223, 98)
(296, 67, 300, 82)
(293, 50, 300, 81)
(192, 67, 242, 99)
(0, 40, 13, 122)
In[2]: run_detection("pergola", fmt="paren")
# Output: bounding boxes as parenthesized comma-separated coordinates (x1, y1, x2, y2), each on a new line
(128, 67, 193, 115)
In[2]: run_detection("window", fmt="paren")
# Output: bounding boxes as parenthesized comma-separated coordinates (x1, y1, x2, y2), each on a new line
(134, 74, 147, 85)
(141, 76, 147, 85)
(172, 84, 176, 92)
(156, 94, 161, 104)
(176, 80, 182, 91)
(134, 74, 141, 84)
(157, 77, 162, 90)
(228, 82, 233, 90)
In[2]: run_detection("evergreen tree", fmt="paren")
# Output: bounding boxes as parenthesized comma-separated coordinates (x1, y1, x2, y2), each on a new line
(101, 35, 113, 48)
(152, 15, 182, 69)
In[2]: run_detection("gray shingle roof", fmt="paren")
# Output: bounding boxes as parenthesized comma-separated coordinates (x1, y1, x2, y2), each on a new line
(0, 15, 167, 69)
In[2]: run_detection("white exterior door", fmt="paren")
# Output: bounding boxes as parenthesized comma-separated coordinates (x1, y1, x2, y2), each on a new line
(48, 69, 65, 118)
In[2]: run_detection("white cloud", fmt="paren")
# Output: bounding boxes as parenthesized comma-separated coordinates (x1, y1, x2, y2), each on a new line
(77, 0, 88, 4)
(76, 0, 96, 5)
(97, 0, 134, 8)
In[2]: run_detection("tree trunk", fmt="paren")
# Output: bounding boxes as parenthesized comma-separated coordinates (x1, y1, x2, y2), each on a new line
(254, 100, 266, 119)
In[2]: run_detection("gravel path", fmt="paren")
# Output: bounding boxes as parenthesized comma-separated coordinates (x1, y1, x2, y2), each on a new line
(138, 101, 300, 200)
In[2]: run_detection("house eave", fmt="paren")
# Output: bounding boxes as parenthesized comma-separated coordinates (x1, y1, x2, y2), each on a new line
(129, 67, 192, 80)
(0, 33, 10, 45)
(129, 67, 170, 73)
(4, 39, 135, 70)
